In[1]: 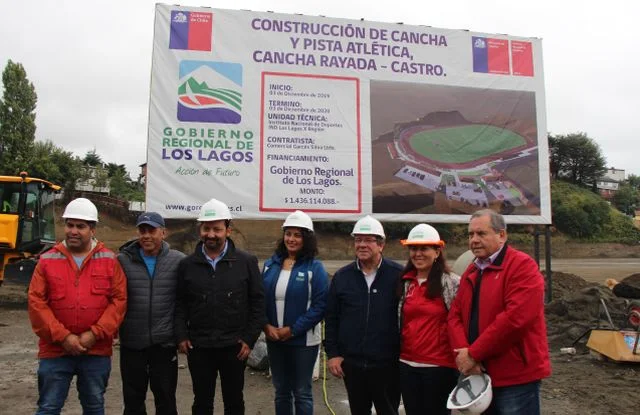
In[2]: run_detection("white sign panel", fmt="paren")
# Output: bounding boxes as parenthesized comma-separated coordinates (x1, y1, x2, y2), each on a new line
(147, 4, 551, 224)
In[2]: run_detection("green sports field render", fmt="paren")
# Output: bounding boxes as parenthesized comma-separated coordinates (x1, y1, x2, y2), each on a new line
(408, 125, 527, 164)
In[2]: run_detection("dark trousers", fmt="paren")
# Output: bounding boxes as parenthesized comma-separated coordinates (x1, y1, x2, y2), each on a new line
(187, 344, 246, 415)
(120, 345, 178, 415)
(342, 360, 400, 415)
(399, 362, 458, 415)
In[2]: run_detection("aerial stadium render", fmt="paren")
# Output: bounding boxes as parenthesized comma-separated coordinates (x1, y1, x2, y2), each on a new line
(370, 82, 541, 216)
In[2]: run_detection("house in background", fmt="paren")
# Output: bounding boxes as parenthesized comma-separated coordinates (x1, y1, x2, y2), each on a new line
(597, 167, 625, 200)
(75, 165, 110, 194)
(139, 162, 147, 189)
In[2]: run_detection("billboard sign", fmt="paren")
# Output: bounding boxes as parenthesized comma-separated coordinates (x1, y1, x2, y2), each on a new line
(147, 4, 550, 223)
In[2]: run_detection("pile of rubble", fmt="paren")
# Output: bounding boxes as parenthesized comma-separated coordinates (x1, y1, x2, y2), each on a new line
(546, 272, 638, 349)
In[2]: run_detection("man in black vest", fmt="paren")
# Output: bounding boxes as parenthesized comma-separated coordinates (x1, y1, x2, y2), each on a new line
(118, 212, 185, 415)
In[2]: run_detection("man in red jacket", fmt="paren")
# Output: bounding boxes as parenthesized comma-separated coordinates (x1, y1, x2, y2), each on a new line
(28, 198, 127, 415)
(448, 209, 550, 415)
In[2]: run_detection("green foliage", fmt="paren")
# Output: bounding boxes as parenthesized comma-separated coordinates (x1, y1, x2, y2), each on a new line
(548, 132, 607, 189)
(600, 209, 640, 244)
(551, 180, 610, 238)
(612, 184, 639, 215)
(627, 174, 640, 190)
(0, 60, 37, 175)
(82, 150, 103, 167)
(106, 162, 127, 178)
(551, 180, 639, 243)
(26, 140, 83, 195)
(108, 168, 144, 201)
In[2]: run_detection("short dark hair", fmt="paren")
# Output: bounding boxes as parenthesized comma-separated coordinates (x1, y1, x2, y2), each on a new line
(64, 218, 96, 230)
(197, 219, 231, 231)
(274, 228, 318, 261)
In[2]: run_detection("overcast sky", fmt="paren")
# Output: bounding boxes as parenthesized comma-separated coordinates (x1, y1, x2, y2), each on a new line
(1, 0, 638, 178)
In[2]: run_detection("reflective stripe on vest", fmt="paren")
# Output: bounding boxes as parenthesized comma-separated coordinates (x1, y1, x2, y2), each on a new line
(40, 252, 66, 260)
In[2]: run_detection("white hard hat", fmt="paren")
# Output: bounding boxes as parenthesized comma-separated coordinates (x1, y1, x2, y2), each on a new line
(351, 215, 385, 238)
(401, 223, 445, 246)
(452, 250, 475, 275)
(447, 373, 493, 414)
(197, 198, 232, 222)
(282, 210, 313, 232)
(62, 198, 99, 222)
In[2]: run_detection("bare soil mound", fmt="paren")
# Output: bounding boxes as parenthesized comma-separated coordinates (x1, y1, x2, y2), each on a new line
(546, 272, 633, 349)
(622, 272, 640, 286)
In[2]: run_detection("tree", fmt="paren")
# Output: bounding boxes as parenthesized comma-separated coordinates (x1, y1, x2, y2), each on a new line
(26, 140, 83, 196)
(106, 162, 127, 178)
(548, 132, 607, 189)
(0, 60, 37, 175)
(83, 149, 103, 167)
(612, 184, 639, 216)
(626, 174, 640, 190)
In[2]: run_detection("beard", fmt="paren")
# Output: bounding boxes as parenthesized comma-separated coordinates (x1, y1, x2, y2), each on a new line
(203, 237, 225, 253)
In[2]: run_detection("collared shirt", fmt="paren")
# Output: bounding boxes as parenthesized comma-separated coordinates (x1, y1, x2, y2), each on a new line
(357, 256, 383, 290)
(202, 240, 228, 270)
(473, 244, 504, 271)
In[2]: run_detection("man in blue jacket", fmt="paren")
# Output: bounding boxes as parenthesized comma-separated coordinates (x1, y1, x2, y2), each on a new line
(324, 215, 403, 415)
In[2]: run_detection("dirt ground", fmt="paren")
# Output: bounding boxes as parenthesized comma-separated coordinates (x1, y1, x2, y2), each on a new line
(1, 215, 640, 414)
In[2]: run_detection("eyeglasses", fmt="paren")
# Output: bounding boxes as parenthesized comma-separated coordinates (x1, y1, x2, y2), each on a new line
(354, 237, 378, 244)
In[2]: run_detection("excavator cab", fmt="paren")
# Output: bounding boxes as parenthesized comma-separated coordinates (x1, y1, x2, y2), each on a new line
(0, 172, 61, 286)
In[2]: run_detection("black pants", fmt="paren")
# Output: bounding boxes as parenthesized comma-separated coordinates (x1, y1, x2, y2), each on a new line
(399, 363, 458, 415)
(120, 345, 178, 415)
(342, 360, 400, 415)
(187, 344, 246, 415)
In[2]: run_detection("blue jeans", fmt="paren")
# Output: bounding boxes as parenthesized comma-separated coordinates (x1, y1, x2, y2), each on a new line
(36, 355, 111, 415)
(267, 343, 318, 415)
(485, 380, 541, 415)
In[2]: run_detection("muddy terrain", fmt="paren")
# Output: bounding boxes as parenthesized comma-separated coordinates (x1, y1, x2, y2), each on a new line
(1, 215, 639, 414)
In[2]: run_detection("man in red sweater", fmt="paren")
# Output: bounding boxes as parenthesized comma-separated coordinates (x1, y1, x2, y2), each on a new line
(448, 209, 550, 415)
(28, 198, 127, 415)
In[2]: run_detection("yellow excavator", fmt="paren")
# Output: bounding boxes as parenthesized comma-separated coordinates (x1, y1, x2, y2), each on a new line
(0, 172, 61, 286)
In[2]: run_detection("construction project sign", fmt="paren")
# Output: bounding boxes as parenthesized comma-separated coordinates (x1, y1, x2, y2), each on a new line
(147, 4, 551, 224)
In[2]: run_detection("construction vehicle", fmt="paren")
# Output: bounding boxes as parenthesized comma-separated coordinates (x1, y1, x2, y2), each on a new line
(0, 172, 61, 286)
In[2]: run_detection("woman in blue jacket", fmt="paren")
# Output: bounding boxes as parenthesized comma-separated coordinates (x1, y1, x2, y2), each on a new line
(263, 210, 329, 415)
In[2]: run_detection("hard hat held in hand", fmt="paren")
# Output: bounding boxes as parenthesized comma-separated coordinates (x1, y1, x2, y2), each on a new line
(401, 223, 445, 246)
(447, 373, 492, 414)
(198, 198, 232, 222)
(351, 215, 385, 238)
(282, 210, 313, 232)
(62, 198, 99, 222)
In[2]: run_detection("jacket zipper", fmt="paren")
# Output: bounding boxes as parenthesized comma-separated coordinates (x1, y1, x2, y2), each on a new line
(148, 263, 154, 346)
(363, 278, 372, 369)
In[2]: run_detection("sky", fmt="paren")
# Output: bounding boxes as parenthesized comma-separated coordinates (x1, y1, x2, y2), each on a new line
(1, 0, 638, 179)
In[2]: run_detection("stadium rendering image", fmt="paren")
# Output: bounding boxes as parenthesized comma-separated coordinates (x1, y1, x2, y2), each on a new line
(370, 81, 541, 216)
